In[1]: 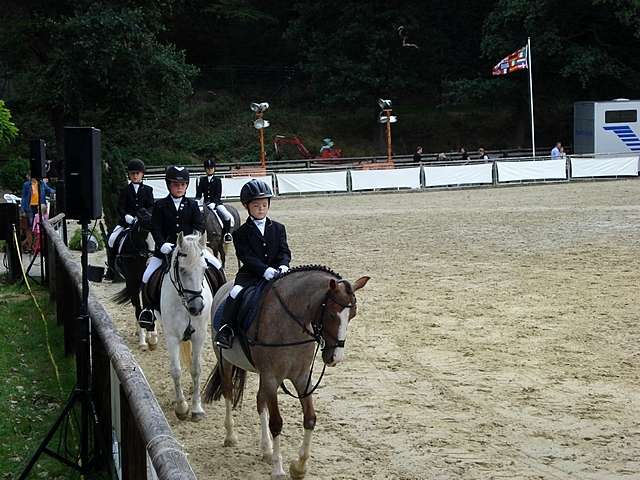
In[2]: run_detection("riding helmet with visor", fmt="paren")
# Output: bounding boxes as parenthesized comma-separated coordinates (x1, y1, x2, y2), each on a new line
(203, 158, 216, 170)
(240, 179, 273, 205)
(165, 165, 190, 188)
(127, 158, 145, 173)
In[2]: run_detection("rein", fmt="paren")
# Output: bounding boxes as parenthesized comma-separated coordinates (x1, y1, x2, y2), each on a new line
(169, 249, 205, 340)
(246, 281, 354, 399)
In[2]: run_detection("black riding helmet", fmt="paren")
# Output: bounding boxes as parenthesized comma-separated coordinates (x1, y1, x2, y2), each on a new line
(203, 158, 216, 170)
(165, 165, 190, 188)
(240, 179, 273, 205)
(127, 158, 145, 172)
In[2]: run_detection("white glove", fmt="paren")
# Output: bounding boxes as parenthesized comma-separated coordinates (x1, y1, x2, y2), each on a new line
(207, 202, 217, 212)
(160, 243, 174, 255)
(263, 267, 278, 281)
(278, 265, 289, 273)
(125, 214, 136, 225)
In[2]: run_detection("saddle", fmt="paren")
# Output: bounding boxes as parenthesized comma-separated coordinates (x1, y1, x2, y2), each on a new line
(142, 260, 225, 314)
(214, 280, 270, 338)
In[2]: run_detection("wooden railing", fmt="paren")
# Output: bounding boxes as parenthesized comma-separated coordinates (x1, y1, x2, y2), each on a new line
(42, 216, 196, 480)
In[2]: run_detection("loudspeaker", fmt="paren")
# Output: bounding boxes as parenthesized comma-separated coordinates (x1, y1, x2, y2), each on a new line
(30, 139, 46, 179)
(64, 127, 102, 221)
(0, 202, 20, 241)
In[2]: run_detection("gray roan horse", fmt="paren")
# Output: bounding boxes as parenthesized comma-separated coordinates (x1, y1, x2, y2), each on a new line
(203, 203, 241, 267)
(204, 265, 369, 479)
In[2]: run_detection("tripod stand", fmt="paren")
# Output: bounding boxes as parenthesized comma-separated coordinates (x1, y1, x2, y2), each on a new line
(19, 221, 105, 479)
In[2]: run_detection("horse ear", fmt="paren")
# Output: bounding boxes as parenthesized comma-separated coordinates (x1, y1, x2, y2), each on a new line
(352, 276, 370, 291)
(199, 231, 207, 247)
(329, 278, 338, 290)
(177, 232, 184, 247)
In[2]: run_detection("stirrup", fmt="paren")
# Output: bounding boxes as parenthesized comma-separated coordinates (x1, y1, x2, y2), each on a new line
(215, 324, 234, 349)
(138, 309, 155, 331)
(223, 233, 233, 244)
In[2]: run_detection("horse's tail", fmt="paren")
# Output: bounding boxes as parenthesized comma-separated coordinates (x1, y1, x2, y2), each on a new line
(180, 341, 192, 368)
(203, 361, 246, 408)
(111, 286, 131, 305)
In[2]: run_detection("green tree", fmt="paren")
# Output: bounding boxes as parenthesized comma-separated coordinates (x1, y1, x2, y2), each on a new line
(0, 100, 18, 147)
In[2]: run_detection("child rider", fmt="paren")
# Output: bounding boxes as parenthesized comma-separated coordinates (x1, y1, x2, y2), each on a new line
(215, 179, 291, 349)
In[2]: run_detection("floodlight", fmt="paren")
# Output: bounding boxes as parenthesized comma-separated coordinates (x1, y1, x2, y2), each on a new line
(250, 102, 270, 113)
(378, 98, 392, 109)
(254, 118, 270, 129)
(378, 114, 398, 124)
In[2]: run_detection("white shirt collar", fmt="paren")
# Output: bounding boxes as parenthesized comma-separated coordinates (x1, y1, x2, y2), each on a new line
(132, 183, 140, 193)
(252, 217, 266, 235)
(207, 175, 214, 181)
(171, 196, 183, 210)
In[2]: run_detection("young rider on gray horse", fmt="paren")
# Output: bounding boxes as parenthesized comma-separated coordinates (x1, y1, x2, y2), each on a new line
(195, 158, 235, 243)
(215, 179, 291, 349)
(138, 165, 222, 330)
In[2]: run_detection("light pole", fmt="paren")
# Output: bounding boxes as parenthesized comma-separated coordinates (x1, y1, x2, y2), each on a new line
(378, 98, 397, 165)
(251, 102, 270, 168)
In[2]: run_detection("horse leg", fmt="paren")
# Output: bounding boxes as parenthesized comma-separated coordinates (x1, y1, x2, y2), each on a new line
(220, 359, 239, 446)
(289, 382, 316, 480)
(189, 333, 205, 422)
(130, 287, 149, 351)
(166, 335, 189, 420)
(258, 377, 285, 478)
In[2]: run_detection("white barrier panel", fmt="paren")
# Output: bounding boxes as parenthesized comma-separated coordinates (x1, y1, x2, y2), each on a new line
(424, 163, 493, 187)
(276, 171, 348, 194)
(497, 159, 566, 182)
(222, 175, 273, 198)
(350, 167, 421, 191)
(146, 176, 273, 199)
(570, 156, 639, 178)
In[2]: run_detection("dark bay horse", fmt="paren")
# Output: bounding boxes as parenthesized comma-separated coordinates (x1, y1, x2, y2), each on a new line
(202, 203, 240, 267)
(111, 207, 156, 350)
(204, 265, 369, 479)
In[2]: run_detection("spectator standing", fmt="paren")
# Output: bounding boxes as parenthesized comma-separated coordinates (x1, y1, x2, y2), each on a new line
(551, 142, 562, 159)
(20, 175, 55, 228)
(413, 146, 423, 163)
(459, 147, 469, 160)
(478, 148, 489, 160)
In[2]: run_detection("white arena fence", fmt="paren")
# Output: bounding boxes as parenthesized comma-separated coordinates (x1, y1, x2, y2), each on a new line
(41, 215, 196, 480)
(145, 153, 639, 200)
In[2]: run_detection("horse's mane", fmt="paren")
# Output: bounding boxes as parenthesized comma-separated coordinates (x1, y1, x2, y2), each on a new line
(175, 234, 205, 268)
(275, 264, 342, 281)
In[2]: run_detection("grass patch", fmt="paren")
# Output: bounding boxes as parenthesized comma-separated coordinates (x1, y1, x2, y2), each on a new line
(0, 282, 77, 479)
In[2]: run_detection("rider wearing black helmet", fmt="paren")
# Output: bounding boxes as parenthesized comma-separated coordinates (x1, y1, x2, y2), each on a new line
(106, 158, 154, 281)
(215, 179, 291, 349)
(195, 157, 234, 243)
(137, 165, 222, 330)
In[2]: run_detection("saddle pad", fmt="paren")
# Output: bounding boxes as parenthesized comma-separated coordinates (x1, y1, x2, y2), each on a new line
(213, 280, 269, 334)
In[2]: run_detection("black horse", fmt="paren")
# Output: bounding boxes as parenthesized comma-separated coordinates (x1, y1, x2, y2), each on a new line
(111, 207, 157, 350)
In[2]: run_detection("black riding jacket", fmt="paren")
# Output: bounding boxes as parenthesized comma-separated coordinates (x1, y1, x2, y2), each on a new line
(195, 175, 223, 205)
(117, 182, 154, 227)
(151, 195, 204, 257)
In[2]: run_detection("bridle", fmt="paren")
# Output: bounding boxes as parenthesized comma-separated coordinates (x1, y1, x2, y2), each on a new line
(169, 249, 204, 312)
(248, 278, 356, 399)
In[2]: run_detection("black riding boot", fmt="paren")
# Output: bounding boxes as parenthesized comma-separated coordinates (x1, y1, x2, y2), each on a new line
(138, 282, 156, 331)
(222, 219, 233, 244)
(104, 245, 117, 281)
(215, 296, 238, 349)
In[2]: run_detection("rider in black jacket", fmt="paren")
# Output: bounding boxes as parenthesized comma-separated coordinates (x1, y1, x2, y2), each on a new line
(195, 158, 234, 243)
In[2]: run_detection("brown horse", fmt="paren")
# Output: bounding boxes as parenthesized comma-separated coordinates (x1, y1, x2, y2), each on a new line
(204, 265, 369, 479)
(202, 203, 240, 268)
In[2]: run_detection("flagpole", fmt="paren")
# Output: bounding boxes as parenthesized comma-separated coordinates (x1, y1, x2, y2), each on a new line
(527, 36, 536, 157)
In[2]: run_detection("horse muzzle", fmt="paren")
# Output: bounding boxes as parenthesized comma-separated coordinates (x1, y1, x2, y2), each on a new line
(187, 297, 205, 316)
(322, 347, 344, 367)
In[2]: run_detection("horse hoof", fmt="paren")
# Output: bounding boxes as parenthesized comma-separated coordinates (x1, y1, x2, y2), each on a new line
(139, 343, 148, 351)
(223, 436, 238, 447)
(175, 410, 190, 421)
(289, 461, 307, 480)
(148, 342, 157, 351)
(191, 411, 205, 422)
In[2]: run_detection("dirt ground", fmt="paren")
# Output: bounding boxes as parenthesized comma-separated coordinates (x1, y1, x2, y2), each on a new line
(90, 180, 640, 480)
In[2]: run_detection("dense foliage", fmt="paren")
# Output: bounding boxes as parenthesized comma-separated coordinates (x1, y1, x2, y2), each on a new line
(1, 1, 639, 218)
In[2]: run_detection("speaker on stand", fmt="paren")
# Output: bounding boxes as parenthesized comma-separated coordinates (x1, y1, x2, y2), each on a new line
(19, 127, 106, 479)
